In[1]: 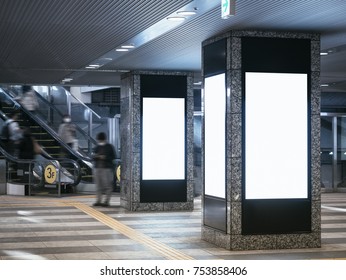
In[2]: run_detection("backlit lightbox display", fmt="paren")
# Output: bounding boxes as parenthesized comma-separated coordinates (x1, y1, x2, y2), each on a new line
(142, 97, 185, 180)
(204, 74, 226, 199)
(245, 72, 308, 199)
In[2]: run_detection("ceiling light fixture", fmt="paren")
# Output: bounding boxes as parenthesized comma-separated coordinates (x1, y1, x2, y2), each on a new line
(115, 48, 130, 52)
(62, 78, 73, 82)
(121, 44, 135, 49)
(167, 16, 186, 21)
(320, 52, 328, 56)
(81, 1, 219, 79)
(177, 11, 197, 16)
(85, 65, 101, 69)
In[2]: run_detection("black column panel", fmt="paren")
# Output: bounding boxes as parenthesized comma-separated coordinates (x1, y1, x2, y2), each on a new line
(140, 74, 187, 203)
(203, 39, 227, 77)
(203, 38, 227, 232)
(242, 37, 311, 235)
(242, 37, 311, 73)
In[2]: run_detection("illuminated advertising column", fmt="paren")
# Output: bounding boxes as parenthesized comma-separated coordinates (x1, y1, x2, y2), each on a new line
(202, 31, 321, 250)
(120, 71, 194, 211)
(203, 39, 227, 232)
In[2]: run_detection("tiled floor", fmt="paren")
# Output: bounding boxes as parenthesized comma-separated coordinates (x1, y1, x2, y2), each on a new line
(0, 192, 346, 260)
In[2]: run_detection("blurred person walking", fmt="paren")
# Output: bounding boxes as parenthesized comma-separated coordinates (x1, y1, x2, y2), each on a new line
(1, 111, 22, 156)
(92, 132, 116, 207)
(58, 114, 77, 157)
(18, 127, 42, 159)
(20, 85, 39, 112)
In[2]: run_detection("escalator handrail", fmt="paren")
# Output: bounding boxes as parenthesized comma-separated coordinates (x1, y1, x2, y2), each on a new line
(0, 87, 94, 162)
(28, 90, 97, 160)
(65, 88, 101, 119)
(0, 109, 83, 187)
(0, 140, 82, 187)
(48, 157, 82, 187)
(0, 141, 45, 186)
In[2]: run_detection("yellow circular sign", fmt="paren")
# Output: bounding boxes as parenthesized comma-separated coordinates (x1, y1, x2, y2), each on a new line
(44, 164, 57, 184)
(116, 165, 121, 182)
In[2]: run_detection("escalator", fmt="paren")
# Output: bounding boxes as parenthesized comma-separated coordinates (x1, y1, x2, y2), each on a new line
(0, 87, 95, 185)
(0, 134, 81, 196)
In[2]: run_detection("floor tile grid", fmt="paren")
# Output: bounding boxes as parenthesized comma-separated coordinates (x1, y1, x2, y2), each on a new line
(0, 198, 198, 260)
(1, 193, 346, 260)
(0, 202, 160, 259)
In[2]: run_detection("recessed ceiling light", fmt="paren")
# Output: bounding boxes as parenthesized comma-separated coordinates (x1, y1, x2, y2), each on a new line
(320, 52, 328, 56)
(177, 11, 197, 16)
(121, 44, 135, 49)
(85, 65, 101, 69)
(320, 84, 329, 87)
(115, 48, 129, 52)
(167, 16, 185, 21)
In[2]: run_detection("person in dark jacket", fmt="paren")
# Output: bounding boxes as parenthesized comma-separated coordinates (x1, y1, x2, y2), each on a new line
(17, 128, 41, 184)
(92, 132, 116, 207)
(2, 110, 22, 155)
(18, 128, 41, 159)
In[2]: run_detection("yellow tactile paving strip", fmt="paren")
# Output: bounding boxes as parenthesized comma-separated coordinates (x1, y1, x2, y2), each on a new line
(69, 201, 195, 260)
(0, 196, 195, 260)
(2, 193, 346, 260)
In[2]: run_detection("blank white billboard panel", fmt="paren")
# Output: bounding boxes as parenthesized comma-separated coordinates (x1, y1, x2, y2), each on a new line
(245, 72, 308, 199)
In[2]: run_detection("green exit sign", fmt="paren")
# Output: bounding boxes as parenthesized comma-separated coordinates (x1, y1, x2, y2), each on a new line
(221, 0, 236, 19)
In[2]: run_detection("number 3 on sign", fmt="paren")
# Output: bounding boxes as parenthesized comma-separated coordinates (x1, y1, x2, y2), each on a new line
(44, 164, 57, 184)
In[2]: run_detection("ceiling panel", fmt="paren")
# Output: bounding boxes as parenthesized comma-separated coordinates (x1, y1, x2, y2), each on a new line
(0, 0, 346, 95)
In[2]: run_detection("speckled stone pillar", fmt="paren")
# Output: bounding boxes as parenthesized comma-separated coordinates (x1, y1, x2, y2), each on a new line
(201, 31, 321, 250)
(120, 71, 194, 211)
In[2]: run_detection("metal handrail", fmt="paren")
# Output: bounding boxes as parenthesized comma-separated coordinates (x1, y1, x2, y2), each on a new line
(0, 141, 82, 196)
(66, 89, 101, 119)
(0, 86, 95, 161)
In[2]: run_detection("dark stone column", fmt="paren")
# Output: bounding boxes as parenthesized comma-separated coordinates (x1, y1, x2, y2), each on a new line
(201, 31, 321, 250)
(120, 71, 194, 211)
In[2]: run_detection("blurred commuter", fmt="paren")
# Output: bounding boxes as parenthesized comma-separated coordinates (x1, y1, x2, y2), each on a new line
(92, 132, 116, 207)
(1, 111, 22, 155)
(17, 128, 42, 185)
(58, 114, 77, 157)
(17, 85, 39, 127)
(18, 128, 42, 159)
(20, 85, 39, 112)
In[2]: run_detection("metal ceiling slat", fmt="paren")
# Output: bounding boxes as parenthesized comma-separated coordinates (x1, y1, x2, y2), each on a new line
(65, 0, 193, 67)
(2, 0, 346, 86)
(1, 0, 194, 70)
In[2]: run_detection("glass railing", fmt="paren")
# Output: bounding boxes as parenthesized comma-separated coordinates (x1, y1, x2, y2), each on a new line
(3, 85, 120, 158)
(0, 87, 89, 183)
(0, 138, 81, 197)
(1, 85, 121, 185)
(4, 85, 105, 156)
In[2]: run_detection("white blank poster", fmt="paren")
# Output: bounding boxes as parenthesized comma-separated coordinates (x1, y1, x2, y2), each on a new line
(204, 74, 226, 198)
(245, 72, 308, 199)
(142, 98, 185, 180)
